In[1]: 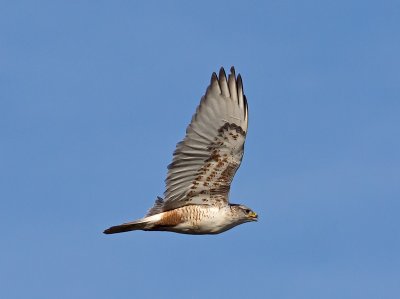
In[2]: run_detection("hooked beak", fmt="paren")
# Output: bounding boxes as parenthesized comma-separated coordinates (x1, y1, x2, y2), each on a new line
(248, 211, 258, 221)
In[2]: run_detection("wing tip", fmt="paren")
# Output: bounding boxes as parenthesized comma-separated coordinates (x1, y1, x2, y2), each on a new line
(219, 67, 227, 81)
(230, 66, 236, 77)
(237, 73, 243, 86)
(211, 72, 218, 83)
(227, 66, 239, 102)
(220, 66, 238, 79)
(213, 66, 247, 122)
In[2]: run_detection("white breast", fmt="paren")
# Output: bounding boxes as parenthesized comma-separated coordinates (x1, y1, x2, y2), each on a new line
(173, 205, 235, 234)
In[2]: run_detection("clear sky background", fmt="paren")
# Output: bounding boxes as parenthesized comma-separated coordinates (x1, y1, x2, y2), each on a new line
(1, 1, 399, 298)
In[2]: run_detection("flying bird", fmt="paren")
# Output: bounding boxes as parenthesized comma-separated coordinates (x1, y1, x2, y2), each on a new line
(104, 67, 257, 235)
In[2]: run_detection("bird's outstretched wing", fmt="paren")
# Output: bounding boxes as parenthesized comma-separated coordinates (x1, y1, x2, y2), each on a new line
(147, 67, 248, 216)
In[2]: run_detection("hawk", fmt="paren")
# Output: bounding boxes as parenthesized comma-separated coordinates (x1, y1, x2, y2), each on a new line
(104, 67, 257, 235)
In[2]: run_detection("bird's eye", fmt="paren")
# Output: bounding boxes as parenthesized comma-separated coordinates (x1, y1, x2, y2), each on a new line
(245, 209, 251, 214)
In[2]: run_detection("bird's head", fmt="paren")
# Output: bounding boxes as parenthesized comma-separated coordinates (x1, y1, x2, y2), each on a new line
(230, 204, 258, 223)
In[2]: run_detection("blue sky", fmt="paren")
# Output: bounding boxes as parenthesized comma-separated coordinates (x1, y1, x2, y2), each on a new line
(1, 1, 399, 298)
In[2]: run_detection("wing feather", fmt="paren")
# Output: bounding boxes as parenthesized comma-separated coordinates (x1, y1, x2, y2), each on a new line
(146, 67, 248, 216)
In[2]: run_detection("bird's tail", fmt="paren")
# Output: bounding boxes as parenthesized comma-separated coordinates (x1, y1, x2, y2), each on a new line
(103, 219, 148, 234)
